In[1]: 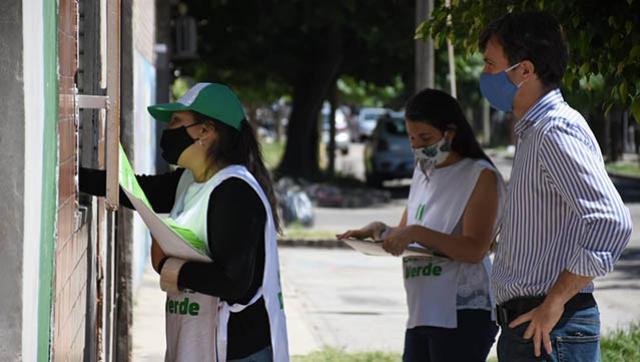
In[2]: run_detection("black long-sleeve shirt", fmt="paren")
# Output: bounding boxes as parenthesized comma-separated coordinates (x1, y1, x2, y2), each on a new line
(79, 167, 271, 359)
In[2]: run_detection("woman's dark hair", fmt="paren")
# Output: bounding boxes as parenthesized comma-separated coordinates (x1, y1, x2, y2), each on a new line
(405, 88, 493, 165)
(192, 111, 281, 233)
(479, 11, 567, 89)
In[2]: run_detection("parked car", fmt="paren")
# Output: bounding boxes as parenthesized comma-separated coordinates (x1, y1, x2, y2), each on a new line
(321, 103, 350, 155)
(364, 111, 414, 187)
(356, 107, 389, 141)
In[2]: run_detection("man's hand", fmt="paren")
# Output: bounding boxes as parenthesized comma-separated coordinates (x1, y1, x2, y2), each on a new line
(509, 298, 565, 357)
(382, 226, 414, 256)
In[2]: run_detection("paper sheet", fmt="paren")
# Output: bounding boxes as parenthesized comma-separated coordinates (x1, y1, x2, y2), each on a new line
(119, 144, 211, 262)
(341, 238, 446, 258)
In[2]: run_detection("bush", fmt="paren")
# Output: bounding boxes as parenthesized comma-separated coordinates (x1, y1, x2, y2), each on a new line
(601, 324, 640, 362)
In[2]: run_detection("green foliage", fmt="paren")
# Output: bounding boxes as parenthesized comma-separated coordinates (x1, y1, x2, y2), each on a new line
(292, 348, 401, 362)
(171, 77, 193, 100)
(181, 0, 415, 106)
(261, 140, 285, 171)
(337, 75, 405, 108)
(607, 160, 640, 178)
(416, 0, 640, 121)
(601, 324, 640, 361)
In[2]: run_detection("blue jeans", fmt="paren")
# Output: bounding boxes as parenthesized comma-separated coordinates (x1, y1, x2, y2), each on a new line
(498, 305, 600, 362)
(227, 346, 273, 362)
(403, 309, 499, 362)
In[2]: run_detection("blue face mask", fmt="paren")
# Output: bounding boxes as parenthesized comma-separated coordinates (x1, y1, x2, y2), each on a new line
(479, 62, 522, 113)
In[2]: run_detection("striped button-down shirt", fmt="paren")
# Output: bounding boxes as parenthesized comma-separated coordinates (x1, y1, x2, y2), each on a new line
(492, 89, 633, 304)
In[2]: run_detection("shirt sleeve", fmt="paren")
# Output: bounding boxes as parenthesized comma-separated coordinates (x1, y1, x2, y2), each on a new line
(539, 123, 632, 277)
(79, 167, 184, 213)
(177, 178, 266, 302)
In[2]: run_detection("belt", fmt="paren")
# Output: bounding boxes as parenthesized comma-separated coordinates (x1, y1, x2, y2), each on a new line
(497, 293, 596, 327)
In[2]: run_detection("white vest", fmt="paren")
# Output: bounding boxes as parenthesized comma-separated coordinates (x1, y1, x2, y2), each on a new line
(404, 158, 504, 329)
(165, 165, 290, 361)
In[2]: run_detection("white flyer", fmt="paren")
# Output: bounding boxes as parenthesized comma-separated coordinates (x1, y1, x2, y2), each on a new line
(119, 144, 210, 262)
(341, 238, 446, 258)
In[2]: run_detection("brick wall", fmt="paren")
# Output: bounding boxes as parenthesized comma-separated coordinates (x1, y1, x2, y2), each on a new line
(52, 0, 88, 360)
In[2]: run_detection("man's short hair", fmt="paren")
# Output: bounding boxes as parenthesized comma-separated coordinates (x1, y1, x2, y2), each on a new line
(479, 11, 568, 88)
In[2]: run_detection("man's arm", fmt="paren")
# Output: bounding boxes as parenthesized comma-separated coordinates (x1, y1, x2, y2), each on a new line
(511, 122, 632, 357)
(539, 123, 632, 277)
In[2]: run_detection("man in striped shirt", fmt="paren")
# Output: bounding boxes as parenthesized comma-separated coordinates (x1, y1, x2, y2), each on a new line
(479, 12, 632, 361)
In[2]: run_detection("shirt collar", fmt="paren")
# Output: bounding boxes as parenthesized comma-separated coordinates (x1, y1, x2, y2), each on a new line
(514, 88, 564, 136)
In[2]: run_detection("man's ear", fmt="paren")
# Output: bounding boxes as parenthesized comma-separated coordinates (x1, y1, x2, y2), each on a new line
(520, 60, 536, 81)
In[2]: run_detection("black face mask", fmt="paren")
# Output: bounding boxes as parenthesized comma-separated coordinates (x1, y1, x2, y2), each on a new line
(160, 124, 198, 165)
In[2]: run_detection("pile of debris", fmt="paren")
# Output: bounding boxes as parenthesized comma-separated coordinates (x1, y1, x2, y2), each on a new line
(275, 177, 392, 226)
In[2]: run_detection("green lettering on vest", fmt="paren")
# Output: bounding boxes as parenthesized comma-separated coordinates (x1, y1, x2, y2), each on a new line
(404, 263, 443, 279)
(433, 266, 442, 276)
(165, 298, 201, 316)
(278, 292, 284, 310)
(422, 264, 432, 276)
(179, 298, 189, 314)
(189, 302, 200, 316)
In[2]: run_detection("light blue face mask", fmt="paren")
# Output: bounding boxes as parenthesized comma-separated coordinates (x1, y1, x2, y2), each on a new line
(479, 62, 522, 113)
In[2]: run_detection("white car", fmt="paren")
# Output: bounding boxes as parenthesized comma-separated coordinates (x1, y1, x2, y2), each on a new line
(356, 107, 390, 141)
(321, 103, 350, 155)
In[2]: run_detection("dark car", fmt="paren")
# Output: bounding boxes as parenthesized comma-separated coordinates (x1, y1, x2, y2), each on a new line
(364, 112, 414, 187)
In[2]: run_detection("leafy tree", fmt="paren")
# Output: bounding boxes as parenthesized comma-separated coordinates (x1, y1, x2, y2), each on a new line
(178, 0, 415, 178)
(416, 0, 640, 122)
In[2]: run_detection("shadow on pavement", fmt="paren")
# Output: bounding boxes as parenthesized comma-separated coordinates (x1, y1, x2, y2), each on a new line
(612, 247, 640, 277)
(383, 185, 410, 200)
(596, 247, 640, 290)
(611, 174, 640, 203)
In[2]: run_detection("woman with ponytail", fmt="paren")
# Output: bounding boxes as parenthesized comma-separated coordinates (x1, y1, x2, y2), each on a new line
(80, 83, 289, 362)
(339, 89, 505, 362)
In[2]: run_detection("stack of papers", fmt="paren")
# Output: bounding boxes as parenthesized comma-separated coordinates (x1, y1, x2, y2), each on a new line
(341, 238, 447, 258)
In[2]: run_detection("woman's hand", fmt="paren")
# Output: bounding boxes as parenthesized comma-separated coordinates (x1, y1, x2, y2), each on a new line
(337, 221, 388, 240)
(151, 237, 167, 274)
(382, 226, 415, 256)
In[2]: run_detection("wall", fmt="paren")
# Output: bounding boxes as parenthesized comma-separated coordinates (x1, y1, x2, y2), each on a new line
(0, 0, 25, 359)
(52, 0, 89, 360)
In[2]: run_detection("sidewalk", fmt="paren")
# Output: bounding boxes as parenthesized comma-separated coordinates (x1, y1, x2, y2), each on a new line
(131, 262, 322, 359)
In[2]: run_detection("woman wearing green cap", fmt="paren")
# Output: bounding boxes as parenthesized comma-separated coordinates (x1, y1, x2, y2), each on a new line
(80, 83, 289, 361)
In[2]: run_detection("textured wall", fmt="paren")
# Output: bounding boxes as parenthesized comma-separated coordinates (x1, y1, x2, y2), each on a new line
(0, 0, 24, 360)
(52, 0, 88, 360)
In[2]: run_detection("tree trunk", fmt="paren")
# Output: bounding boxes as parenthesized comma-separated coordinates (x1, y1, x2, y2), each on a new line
(278, 25, 342, 179)
(327, 80, 337, 177)
(589, 106, 607, 157)
(609, 109, 623, 162)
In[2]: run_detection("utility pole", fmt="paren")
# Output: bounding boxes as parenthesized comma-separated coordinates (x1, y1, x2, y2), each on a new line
(445, 0, 457, 98)
(415, 0, 434, 92)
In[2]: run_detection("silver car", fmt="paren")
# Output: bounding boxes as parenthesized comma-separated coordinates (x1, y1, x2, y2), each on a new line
(364, 112, 414, 187)
(356, 107, 389, 141)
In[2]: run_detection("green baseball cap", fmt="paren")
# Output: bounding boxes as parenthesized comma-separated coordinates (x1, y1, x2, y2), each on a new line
(147, 82, 246, 130)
